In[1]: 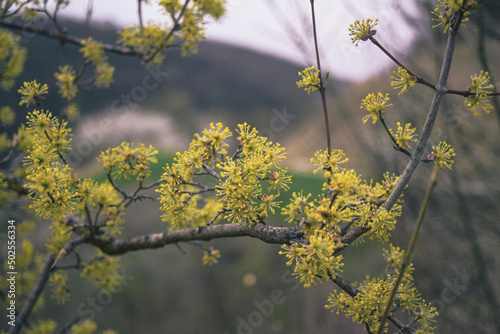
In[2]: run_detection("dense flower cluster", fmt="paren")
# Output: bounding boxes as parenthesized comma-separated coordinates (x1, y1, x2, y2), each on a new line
(326, 245, 438, 333)
(283, 150, 401, 243)
(99, 142, 159, 181)
(280, 230, 344, 287)
(157, 122, 291, 229)
(281, 146, 403, 288)
(23, 108, 74, 219)
(120, 0, 225, 59)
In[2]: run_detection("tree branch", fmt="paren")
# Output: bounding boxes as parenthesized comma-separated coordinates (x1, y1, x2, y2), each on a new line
(0, 20, 137, 56)
(92, 223, 305, 255)
(330, 273, 413, 333)
(334, 225, 371, 255)
(382, 15, 462, 212)
(10, 236, 86, 334)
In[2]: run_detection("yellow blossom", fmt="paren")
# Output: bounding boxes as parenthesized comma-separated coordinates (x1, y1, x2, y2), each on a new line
(349, 18, 378, 45)
(391, 67, 417, 95)
(360, 92, 392, 124)
(297, 66, 321, 94)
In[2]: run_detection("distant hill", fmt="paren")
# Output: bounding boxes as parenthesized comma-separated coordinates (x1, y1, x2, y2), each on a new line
(1, 18, 352, 145)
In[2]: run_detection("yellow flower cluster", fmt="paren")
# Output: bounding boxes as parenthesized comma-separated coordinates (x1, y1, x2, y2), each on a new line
(54, 65, 78, 100)
(119, 25, 170, 64)
(82, 251, 123, 290)
(23, 108, 74, 219)
(389, 122, 418, 149)
(391, 67, 417, 95)
(18, 80, 48, 107)
(465, 71, 494, 117)
(280, 230, 344, 287)
(99, 142, 158, 181)
(311, 148, 348, 174)
(202, 247, 221, 265)
(157, 122, 291, 230)
(80, 37, 116, 89)
(430, 141, 455, 170)
(0, 106, 15, 125)
(218, 124, 290, 223)
(62, 103, 80, 122)
(25, 319, 57, 334)
(0, 132, 9, 152)
(20, 90, 126, 262)
(348, 18, 378, 45)
(326, 245, 438, 333)
(360, 92, 392, 124)
(70, 320, 98, 334)
(296, 66, 321, 94)
(432, 0, 476, 33)
(120, 0, 225, 60)
(49, 271, 70, 304)
(283, 146, 402, 245)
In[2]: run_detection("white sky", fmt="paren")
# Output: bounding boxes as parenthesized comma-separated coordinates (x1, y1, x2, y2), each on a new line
(60, 0, 422, 82)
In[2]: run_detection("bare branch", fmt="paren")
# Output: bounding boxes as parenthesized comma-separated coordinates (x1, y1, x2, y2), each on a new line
(331, 273, 360, 297)
(92, 223, 305, 255)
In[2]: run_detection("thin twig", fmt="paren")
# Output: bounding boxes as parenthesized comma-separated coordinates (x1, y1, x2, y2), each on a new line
(207, 210, 227, 226)
(379, 115, 412, 158)
(376, 165, 438, 334)
(309, 0, 331, 154)
(202, 163, 221, 179)
(367, 36, 500, 99)
(138, 0, 144, 34)
(368, 36, 436, 91)
(84, 203, 95, 240)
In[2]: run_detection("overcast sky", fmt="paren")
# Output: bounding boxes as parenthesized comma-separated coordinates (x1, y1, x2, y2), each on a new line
(61, 0, 422, 82)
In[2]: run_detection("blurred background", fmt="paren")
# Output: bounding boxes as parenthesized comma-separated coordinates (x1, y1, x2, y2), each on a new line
(1, 0, 499, 333)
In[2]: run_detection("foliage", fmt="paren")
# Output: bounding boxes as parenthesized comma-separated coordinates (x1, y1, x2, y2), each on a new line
(0, 1, 497, 333)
